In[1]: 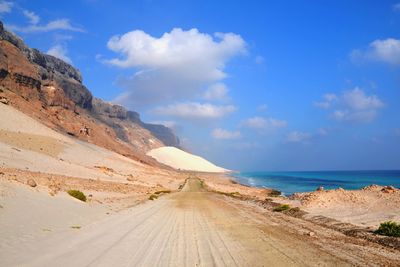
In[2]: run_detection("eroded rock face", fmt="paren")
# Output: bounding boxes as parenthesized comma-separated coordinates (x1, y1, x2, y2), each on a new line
(91, 98, 180, 148)
(0, 20, 180, 160)
(0, 21, 92, 109)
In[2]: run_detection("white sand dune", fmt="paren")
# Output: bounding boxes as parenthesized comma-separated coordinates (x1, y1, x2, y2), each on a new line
(147, 146, 229, 173)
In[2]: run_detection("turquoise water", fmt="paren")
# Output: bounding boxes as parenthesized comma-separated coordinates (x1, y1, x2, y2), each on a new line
(231, 170, 400, 196)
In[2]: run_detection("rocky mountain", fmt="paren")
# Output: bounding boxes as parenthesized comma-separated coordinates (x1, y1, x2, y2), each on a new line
(0, 21, 179, 165)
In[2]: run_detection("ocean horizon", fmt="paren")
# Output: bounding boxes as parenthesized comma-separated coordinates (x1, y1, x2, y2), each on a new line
(231, 170, 400, 196)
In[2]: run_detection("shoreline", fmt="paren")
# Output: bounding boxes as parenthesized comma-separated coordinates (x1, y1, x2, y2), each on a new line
(228, 170, 400, 195)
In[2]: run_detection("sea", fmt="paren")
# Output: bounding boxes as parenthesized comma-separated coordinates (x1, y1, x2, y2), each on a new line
(231, 170, 400, 196)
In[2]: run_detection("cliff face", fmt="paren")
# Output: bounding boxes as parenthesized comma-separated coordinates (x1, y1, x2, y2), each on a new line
(0, 21, 180, 163)
(92, 98, 180, 147)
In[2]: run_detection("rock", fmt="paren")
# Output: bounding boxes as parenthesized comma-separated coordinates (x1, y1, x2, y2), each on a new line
(316, 186, 324, 192)
(381, 186, 396, 193)
(1, 21, 92, 109)
(127, 175, 135, 181)
(27, 178, 37, 187)
(91, 97, 180, 147)
(0, 96, 8, 104)
(308, 231, 315, 237)
(79, 126, 90, 136)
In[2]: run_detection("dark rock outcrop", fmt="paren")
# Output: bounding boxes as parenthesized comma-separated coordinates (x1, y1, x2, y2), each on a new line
(0, 21, 92, 109)
(91, 98, 180, 148)
(141, 122, 180, 147)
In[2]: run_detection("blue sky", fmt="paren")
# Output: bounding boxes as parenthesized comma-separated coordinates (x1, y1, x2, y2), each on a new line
(1, 0, 400, 171)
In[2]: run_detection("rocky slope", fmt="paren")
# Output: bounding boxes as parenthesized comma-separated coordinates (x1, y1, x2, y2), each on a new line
(0, 21, 179, 165)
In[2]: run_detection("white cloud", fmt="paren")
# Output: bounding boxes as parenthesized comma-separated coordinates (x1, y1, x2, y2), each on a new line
(241, 116, 287, 130)
(152, 102, 236, 120)
(314, 93, 338, 109)
(393, 3, 400, 11)
(257, 104, 268, 111)
(285, 128, 330, 144)
(0, 1, 12, 13)
(203, 83, 229, 101)
(212, 128, 241, 139)
(351, 38, 400, 65)
(285, 131, 312, 143)
(342, 87, 384, 110)
(316, 87, 384, 123)
(7, 19, 84, 33)
(23, 10, 40, 25)
(106, 28, 246, 107)
(46, 44, 72, 64)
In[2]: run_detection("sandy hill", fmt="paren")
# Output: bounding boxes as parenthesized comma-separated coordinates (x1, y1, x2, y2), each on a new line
(147, 146, 229, 173)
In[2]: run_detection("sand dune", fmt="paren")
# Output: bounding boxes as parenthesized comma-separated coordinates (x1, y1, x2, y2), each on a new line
(147, 146, 228, 173)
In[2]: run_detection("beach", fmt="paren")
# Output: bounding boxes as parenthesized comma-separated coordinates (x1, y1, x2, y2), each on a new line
(0, 101, 399, 265)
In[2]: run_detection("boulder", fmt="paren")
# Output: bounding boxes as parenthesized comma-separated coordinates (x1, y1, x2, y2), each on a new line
(381, 186, 396, 193)
(0, 96, 9, 105)
(316, 186, 324, 192)
(27, 178, 37, 187)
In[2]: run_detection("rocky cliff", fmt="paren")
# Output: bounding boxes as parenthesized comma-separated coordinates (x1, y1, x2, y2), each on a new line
(0, 21, 180, 164)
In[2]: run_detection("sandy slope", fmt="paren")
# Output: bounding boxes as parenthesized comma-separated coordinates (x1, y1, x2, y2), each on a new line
(291, 185, 400, 227)
(147, 146, 228, 173)
(1, 178, 398, 267)
(0, 103, 179, 185)
(0, 180, 108, 255)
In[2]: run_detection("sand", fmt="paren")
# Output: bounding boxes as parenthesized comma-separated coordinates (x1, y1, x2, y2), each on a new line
(2, 178, 399, 266)
(0, 179, 108, 259)
(147, 146, 228, 173)
(291, 185, 400, 227)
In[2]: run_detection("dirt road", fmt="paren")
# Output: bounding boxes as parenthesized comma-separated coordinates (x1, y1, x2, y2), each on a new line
(5, 178, 399, 267)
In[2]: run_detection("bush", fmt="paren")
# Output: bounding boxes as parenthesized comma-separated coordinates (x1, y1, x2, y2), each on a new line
(154, 190, 171, 195)
(273, 204, 291, 212)
(148, 194, 158, 200)
(375, 221, 400, 237)
(67, 190, 87, 202)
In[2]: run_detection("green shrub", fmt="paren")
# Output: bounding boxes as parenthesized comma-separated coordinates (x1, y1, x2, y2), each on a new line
(273, 204, 291, 212)
(375, 221, 400, 237)
(67, 190, 87, 202)
(154, 190, 171, 195)
(149, 194, 158, 200)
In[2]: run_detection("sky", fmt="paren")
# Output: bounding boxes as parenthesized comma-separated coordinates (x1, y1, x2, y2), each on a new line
(1, 0, 400, 171)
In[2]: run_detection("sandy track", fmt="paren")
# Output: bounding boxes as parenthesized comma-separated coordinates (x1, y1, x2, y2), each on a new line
(4, 178, 398, 267)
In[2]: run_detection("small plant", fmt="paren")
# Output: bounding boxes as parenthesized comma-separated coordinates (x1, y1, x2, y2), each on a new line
(67, 190, 87, 202)
(70, 226, 81, 229)
(148, 194, 158, 200)
(273, 204, 291, 212)
(375, 221, 400, 237)
(154, 190, 171, 195)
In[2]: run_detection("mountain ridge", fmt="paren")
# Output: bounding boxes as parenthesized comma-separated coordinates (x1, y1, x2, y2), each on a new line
(0, 20, 179, 166)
